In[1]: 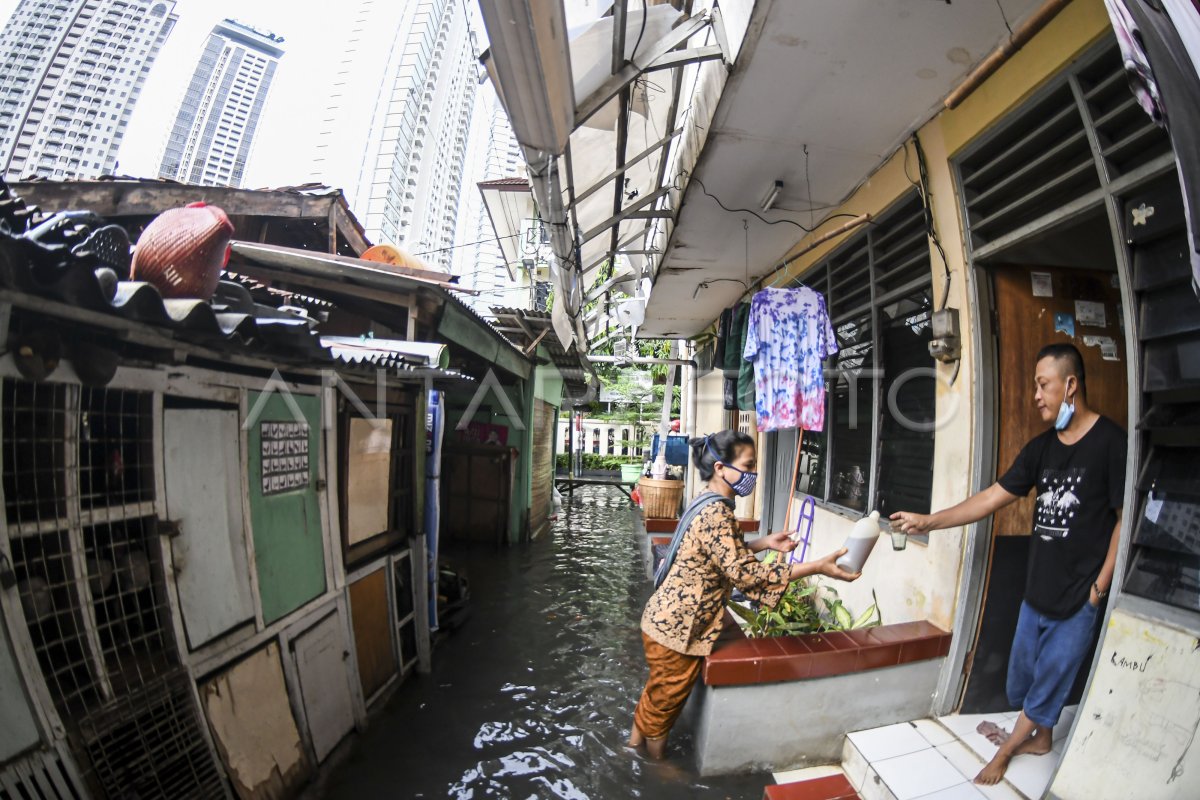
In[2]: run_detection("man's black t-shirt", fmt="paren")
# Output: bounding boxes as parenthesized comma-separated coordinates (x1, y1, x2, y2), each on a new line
(997, 415, 1127, 618)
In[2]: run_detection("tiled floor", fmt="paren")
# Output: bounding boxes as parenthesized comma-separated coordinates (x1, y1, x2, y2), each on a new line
(839, 708, 1077, 800)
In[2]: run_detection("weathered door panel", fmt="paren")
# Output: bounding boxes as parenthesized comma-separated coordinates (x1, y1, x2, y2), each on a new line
(246, 393, 326, 625)
(200, 642, 310, 800)
(292, 613, 355, 763)
(348, 569, 396, 700)
(0, 617, 40, 761)
(164, 407, 255, 649)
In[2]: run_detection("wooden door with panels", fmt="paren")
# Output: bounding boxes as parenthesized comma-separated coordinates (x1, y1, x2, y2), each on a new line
(961, 263, 1128, 712)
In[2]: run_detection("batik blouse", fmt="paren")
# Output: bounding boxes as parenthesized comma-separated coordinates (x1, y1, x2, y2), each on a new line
(641, 501, 790, 656)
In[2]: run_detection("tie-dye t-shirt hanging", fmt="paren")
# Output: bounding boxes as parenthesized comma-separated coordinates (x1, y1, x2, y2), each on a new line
(742, 286, 837, 432)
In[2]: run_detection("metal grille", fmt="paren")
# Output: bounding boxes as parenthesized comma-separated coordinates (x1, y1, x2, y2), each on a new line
(84, 517, 174, 698)
(393, 554, 419, 672)
(2, 378, 224, 798)
(1075, 47, 1172, 177)
(3, 380, 69, 527)
(0, 746, 86, 800)
(958, 82, 1096, 251)
(77, 672, 225, 800)
(78, 387, 155, 512)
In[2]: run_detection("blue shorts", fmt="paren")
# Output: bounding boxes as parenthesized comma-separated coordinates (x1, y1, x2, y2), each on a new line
(1007, 599, 1100, 729)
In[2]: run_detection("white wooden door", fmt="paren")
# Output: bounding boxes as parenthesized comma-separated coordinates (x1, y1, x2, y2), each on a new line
(164, 407, 255, 649)
(293, 613, 356, 763)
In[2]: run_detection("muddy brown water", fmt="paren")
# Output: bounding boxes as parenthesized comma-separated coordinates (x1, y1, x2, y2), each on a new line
(320, 486, 770, 799)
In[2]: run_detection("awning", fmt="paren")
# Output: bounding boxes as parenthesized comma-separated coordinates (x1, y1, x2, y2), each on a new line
(478, 0, 739, 351)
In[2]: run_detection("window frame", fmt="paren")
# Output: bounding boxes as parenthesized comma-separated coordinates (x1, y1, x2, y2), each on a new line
(780, 189, 936, 527)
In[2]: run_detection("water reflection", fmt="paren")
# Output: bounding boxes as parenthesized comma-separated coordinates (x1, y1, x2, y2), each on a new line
(321, 486, 767, 799)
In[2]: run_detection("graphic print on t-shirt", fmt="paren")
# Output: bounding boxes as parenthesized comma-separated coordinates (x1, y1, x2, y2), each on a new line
(1034, 467, 1086, 541)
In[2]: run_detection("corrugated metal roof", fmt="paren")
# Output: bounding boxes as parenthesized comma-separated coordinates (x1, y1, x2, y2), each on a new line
(0, 231, 328, 359)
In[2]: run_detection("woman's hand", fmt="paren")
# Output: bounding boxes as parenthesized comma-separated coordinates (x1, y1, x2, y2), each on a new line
(890, 511, 934, 535)
(761, 530, 798, 553)
(813, 547, 861, 582)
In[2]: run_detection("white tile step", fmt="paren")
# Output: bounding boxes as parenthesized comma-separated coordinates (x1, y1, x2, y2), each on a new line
(841, 719, 1031, 800)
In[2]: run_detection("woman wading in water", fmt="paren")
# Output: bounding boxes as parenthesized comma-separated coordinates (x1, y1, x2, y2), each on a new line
(628, 430, 860, 759)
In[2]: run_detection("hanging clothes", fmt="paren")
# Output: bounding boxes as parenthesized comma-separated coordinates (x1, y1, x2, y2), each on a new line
(1103, 0, 1200, 294)
(743, 286, 837, 432)
(733, 303, 756, 411)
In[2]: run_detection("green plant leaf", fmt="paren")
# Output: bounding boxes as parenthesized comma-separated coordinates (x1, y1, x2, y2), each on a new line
(852, 605, 877, 629)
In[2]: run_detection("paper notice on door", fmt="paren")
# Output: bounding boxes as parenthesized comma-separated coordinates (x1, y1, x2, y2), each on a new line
(1031, 272, 1053, 297)
(1145, 492, 1164, 524)
(1083, 335, 1120, 361)
(1075, 300, 1106, 328)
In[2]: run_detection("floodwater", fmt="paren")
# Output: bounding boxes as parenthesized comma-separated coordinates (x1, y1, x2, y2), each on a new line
(319, 486, 769, 799)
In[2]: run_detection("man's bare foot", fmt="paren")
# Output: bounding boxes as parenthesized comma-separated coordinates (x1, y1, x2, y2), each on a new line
(975, 751, 1012, 785)
(1012, 726, 1053, 756)
(645, 736, 667, 760)
(976, 720, 1010, 747)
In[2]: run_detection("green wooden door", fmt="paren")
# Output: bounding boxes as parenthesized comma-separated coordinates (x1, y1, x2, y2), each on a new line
(247, 392, 326, 624)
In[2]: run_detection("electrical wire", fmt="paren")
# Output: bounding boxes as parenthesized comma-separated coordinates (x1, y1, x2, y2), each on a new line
(679, 172, 863, 233)
(910, 132, 952, 312)
(995, 0, 1015, 38)
(692, 277, 749, 299)
(410, 232, 521, 257)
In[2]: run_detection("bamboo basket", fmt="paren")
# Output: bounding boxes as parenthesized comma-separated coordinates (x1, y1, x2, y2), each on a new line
(638, 477, 684, 519)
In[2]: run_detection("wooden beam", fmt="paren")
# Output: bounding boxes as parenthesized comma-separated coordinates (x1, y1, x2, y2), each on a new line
(580, 186, 670, 244)
(611, 0, 628, 74)
(9, 181, 331, 220)
(567, 128, 681, 212)
(643, 44, 723, 73)
(575, 14, 710, 127)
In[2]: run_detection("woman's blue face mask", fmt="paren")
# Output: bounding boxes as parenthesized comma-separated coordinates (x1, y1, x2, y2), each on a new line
(706, 439, 758, 496)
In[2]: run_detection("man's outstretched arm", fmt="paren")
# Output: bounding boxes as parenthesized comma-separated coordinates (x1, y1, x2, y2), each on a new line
(891, 483, 1023, 535)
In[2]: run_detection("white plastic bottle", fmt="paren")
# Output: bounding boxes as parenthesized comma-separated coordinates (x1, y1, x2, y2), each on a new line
(835, 510, 881, 574)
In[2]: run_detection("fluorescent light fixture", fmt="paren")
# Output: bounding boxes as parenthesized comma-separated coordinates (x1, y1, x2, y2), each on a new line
(760, 180, 783, 212)
(478, 0, 576, 154)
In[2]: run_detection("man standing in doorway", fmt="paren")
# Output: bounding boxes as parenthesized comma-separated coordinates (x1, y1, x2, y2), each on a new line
(891, 343, 1126, 786)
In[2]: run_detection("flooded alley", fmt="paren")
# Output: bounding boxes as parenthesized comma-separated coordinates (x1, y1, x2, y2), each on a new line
(317, 486, 767, 799)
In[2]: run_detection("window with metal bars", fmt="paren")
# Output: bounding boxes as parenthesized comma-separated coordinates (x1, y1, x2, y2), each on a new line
(1120, 175, 1200, 613)
(785, 190, 936, 519)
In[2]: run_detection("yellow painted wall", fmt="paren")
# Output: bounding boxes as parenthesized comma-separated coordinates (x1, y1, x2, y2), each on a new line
(694, 0, 1116, 631)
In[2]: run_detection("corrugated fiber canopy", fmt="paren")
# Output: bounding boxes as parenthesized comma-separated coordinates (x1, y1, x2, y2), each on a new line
(479, 0, 749, 351)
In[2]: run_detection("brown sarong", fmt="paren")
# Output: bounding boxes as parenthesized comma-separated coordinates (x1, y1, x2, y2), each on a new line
(633, 632, 703, 740)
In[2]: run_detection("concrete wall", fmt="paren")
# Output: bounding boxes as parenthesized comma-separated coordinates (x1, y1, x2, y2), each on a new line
(1049, 606, 1200, 800)
(694, 658, 943, 776)
(694, 0, 1115, 633)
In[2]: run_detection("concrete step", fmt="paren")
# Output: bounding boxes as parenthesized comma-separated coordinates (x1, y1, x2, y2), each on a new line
(841, 719, 1026, 800)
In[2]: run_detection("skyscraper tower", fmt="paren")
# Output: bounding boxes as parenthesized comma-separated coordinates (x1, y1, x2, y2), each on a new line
(0, 0, 178, 180)
(158, 19, 284, 188)
(454, 83, 525, 308)
(305, 0, 478, 269)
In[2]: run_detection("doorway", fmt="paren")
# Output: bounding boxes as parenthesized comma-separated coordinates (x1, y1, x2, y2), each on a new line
(961, 214, 1129, 711)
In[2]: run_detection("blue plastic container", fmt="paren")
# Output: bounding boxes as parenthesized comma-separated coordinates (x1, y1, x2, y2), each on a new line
(650, 434, 690, 466)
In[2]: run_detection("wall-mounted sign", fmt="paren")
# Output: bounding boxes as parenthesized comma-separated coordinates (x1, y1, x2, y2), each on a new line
(261, 421, 310, 495)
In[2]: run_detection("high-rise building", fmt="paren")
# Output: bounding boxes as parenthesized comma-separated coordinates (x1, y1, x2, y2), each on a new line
(158, 19, 284, 188)
(0, 0, 178, 180)
(454, 84, 526, 310)
(305, 0, 478, 270)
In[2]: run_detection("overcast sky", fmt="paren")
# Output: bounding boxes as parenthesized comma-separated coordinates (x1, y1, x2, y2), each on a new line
(0, 0, 492, 189)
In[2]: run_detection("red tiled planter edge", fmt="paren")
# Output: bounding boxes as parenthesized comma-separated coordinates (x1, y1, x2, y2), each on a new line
(704, 613, 951, 687)
(764, 774, 859, 800)
(643, 515, 760, 533)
